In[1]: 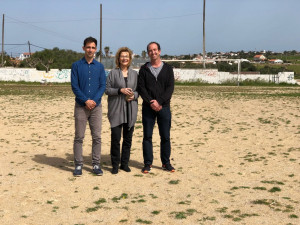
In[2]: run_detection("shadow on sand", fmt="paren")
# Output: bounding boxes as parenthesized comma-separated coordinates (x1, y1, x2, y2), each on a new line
(32, 152, 155, 174)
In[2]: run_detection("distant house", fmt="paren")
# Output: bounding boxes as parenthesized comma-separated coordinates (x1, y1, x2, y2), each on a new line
(19, 52, 33, 60)
(253, 54, 266, 62)
(269, 59, 283, 64)
(193, 55, 203, 61)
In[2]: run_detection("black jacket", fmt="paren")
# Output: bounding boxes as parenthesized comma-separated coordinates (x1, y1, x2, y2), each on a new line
(138, 62, 174, 107)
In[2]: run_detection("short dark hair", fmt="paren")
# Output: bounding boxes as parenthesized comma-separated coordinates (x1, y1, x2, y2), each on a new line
(83, 36, 97, 47)
(147, 41, 161, 53)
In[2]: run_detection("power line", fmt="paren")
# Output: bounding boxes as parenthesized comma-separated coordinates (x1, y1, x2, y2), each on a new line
(104, 12, 202, 21)
(0, 43, 47, 49)
(6, 15, 81, 44)
(5, 45, 25, 51)
(31, 44, 47, 49)
(5, 12, 202, 23)
(6, 18, 97, 23)
(0, 43, 27, 45)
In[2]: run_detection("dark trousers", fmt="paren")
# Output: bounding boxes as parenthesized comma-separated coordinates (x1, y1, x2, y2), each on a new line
(142, 104, 171, 166)
(111, 123, 134, 168)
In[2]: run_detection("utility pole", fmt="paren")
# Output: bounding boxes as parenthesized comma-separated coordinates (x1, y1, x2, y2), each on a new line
(237, 59, 241, 86)
(99, 4, 102, 62)
(28, 41, 31, 57)
(1, 14, 4, 67)
(202, 0, 206, 69)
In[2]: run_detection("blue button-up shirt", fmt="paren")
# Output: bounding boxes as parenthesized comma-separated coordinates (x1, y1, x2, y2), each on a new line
(71, 57, 106, 106)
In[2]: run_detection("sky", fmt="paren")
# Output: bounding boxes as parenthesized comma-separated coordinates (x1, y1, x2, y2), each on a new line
(0, 0, 299, 57)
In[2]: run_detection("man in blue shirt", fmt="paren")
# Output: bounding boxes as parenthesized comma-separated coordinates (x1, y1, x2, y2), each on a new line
(71, 37, 106, 176)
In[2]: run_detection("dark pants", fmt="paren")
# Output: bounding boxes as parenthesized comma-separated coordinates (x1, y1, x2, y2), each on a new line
(142, 104, 171, 166)
(111, 123, 134, 168)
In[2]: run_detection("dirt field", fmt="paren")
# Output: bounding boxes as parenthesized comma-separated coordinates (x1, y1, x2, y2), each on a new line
(0, 84, 300, 225)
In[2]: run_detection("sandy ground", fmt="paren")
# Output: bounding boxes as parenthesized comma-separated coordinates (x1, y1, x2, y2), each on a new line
(0, 85, 300, 225)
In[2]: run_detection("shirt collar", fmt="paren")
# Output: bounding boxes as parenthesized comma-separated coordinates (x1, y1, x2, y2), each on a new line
(81, 57, 95, 65)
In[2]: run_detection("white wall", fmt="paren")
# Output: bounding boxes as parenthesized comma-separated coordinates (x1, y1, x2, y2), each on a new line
(0, 68, 296, 84)
(173, 69, 296, 84)
(0, 68, 71, 83)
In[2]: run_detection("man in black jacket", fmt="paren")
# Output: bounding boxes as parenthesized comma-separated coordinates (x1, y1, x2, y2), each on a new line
(138, 42, 175, 174)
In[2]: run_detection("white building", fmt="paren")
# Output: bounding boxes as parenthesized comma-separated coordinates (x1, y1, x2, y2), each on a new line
(269, 59, 283, 64)
(18, 52, 32, 60)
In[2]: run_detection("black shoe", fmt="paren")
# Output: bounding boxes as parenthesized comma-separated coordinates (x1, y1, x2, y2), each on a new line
(111, 167, 118, 174)
(120, 165, 131, 172)
(93, 165, 103, 176)
(162, 163, 175, 172)
(141, 164, 152, 174)
(73, 165, 82, 177)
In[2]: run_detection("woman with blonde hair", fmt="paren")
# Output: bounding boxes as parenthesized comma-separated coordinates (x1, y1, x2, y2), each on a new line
(105, 47, 138, 174)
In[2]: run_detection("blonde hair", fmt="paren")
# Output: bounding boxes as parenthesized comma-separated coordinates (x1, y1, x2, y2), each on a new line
(115, 47, 133, 68)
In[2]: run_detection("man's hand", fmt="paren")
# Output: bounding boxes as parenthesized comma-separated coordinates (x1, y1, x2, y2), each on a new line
(150, 100, 162, 112)
(85, 100, 96, 110)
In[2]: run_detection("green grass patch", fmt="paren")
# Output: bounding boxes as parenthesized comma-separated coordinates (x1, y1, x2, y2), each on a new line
(268, 187, 281, 192)
(261, 180, 284, 185)
(94, 198, 106, 205)
(253, 187, 267, 190)
(170, 209, 197, 219)
(200, 216, 216, 221)
(136, 218, 152, 224)
(169, 180, 180, 184)
(151, 210, 161, 215)
(86, 206, 101, 213)
(112, 193, 128, 202)
(289, 214, 298, 218)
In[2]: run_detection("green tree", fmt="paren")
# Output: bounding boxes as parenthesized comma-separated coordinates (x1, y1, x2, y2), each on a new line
(206, 52, 213, 57)
(19, 47, 84, 71)
(241, 62, 257, 72)
(291, 50, 297, 55)
(1, 52, 13, 67)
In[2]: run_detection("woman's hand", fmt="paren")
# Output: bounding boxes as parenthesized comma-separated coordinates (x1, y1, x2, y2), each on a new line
(126, 94, 134, 102)
(121, 88, 133, 96)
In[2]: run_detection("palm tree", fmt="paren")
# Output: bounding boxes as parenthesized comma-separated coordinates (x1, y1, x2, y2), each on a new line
(203, 0, 206, 69)
(104, 46, 110, 58)
(141, 50, 146, 59)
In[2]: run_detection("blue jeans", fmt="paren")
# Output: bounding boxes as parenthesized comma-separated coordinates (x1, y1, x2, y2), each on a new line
(142, 104, 171, 165)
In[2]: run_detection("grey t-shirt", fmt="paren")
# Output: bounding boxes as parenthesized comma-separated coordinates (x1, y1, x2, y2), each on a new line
(147, 62, 164, 79)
